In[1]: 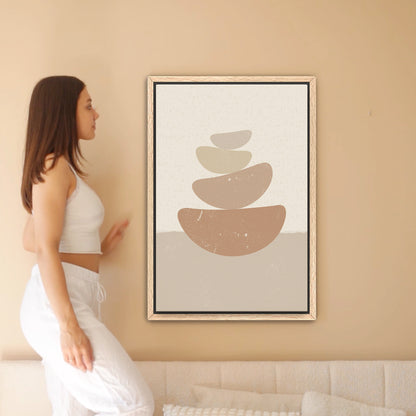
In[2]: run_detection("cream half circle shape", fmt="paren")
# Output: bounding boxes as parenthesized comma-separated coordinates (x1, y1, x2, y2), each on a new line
(196, 146, 252, 174)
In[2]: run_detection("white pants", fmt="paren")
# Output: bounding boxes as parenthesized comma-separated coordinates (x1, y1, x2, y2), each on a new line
(20, 262, 154, 416)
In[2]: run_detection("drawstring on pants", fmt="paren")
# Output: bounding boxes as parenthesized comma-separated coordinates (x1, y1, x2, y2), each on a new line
(95, 281, 107, 320)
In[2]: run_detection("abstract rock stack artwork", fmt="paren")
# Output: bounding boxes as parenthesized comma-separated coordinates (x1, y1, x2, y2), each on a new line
(178, 129, 286, 256)
(148, 76, 316, 319)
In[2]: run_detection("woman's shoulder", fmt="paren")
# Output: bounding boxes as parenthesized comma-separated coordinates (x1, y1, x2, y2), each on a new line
(39, 153, 72, 182)
(43, 153, 70, 171)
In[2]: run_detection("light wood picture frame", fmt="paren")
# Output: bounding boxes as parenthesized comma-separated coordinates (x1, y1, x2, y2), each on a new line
(147, 76, 316, 320)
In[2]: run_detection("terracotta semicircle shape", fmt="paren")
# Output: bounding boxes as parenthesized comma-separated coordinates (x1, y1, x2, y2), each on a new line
(192, 162, 273, 209)
(177, 205, 286, 256)
(196, 146, 252, 174)
(210, 130, 252, 150)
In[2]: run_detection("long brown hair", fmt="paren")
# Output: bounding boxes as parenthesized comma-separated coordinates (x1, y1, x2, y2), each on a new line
(21, 75, 87, 213)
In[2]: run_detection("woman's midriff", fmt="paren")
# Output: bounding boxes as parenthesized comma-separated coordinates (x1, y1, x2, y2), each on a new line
(59, 252, 101, 273)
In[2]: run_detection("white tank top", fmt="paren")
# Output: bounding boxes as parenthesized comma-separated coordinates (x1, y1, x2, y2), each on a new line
(58, 163, 104, 254)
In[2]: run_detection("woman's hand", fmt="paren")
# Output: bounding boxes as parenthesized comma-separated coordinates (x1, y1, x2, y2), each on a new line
(60, 322, 94, 372)
(101, 219, 130, 256)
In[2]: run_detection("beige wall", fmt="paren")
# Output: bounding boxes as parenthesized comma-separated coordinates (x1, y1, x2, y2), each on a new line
(1, 0, 415, 361)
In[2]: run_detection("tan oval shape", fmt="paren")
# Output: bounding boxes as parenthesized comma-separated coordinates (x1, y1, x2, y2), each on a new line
(177, 205, 286, 256)
(196, 146, 252, 174)
(192, 163, 273, 209)
(210, 130, 252, 149)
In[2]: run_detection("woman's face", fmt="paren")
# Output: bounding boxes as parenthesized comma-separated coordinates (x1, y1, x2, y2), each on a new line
(76, 87, 99, 140)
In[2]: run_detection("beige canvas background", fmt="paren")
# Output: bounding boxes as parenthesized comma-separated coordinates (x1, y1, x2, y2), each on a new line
(1, 0, 415, 361)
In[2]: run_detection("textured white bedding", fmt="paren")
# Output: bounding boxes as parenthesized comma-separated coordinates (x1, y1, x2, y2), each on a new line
(0, 360, 415, 416)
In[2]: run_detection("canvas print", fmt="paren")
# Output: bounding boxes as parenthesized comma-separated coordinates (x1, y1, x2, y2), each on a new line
(147, 76, 316, 320)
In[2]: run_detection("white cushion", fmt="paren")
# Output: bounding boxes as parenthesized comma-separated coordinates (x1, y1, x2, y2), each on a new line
(192, 385, 302, 412)
(301, 391, 407, 416)
(163, 404, 299, 416)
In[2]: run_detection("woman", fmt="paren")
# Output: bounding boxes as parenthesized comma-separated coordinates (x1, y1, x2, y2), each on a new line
(20, 76, 154, 416)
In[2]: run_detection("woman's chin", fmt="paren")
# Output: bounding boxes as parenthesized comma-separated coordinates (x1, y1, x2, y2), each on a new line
(79, 135, 95, 141)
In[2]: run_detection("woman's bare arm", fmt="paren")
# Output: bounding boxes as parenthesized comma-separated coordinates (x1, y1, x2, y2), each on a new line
(23, 214, 35, 253)
(32, 155, 93, 372)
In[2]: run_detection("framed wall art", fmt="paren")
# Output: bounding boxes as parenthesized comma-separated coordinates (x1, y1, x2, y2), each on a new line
(147, 75, 316, 320)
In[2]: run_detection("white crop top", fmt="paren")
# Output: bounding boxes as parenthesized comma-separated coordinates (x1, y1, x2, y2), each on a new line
(58, 163, 104, 254)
